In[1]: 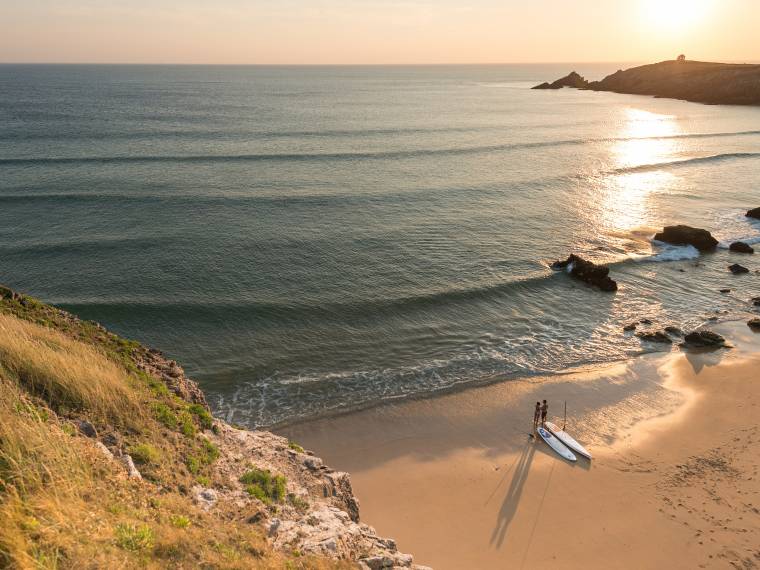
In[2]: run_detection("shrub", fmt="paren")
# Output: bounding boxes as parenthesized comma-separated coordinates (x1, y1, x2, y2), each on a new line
(129, 443, 160, 465)
(287, 441, 304, 453)
(239, 468, 286, 504)
(185, 439, 219, 475)
(178, 411, 196, 437)
(114, 523, 154, 551)
(153, 403, 178, 430)
(188, 404, 213, 430)
(170, 515, 191, 529)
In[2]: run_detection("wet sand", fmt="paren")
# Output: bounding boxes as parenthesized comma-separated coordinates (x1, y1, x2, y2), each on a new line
(280, 322, 760, 569)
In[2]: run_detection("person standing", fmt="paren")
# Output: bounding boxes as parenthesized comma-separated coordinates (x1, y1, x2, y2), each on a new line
(540, 400, 548, 426)
(533, 402, 541, 431)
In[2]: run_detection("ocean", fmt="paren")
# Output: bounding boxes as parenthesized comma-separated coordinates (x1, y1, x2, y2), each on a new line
(1, 63, 759, 427)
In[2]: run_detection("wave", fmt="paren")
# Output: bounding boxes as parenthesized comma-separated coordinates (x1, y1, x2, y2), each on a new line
(0, 236, 168, 256)
(3, 133, 760, 167)
(612, 152, 760, 174)
(643, 243, 701, 262)
(3, 125, 759, 145)
(717, 235, 760, 249)
(58, 271, 557, 323)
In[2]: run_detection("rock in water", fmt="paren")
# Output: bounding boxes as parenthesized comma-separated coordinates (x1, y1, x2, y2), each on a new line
(729, 264, 750, 274)
(636, 330, 673, 344)
(746, 207, 760, 219)
(551, 254, 618, 291)
(653, 225, 718, 251)
(682, 330, 726, 347)
(748, 318, 760, 331)
(532, 71, 589, 90)
(729, 241, 754, 254)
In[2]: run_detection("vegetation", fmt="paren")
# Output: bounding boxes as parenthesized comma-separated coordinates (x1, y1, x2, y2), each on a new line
(0, 291, 343, 569)
(240, 468, 287, 505)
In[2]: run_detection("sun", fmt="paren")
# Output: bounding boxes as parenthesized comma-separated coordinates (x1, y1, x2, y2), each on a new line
(642, 0, 713, 34)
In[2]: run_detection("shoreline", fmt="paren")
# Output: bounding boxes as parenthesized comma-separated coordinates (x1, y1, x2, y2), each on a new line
(279, 320, 760, 568)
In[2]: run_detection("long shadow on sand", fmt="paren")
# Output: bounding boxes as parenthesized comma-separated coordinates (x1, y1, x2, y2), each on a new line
(489, 438, 536, 548)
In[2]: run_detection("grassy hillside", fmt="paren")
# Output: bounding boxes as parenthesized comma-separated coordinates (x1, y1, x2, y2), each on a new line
(0, 288, 341, 569)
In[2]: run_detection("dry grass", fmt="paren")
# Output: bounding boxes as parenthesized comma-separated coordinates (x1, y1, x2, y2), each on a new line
(0, 314, 143, 427)
(0, 313, 341, 570)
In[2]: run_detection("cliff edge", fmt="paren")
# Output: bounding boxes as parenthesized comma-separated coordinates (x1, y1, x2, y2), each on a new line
(0, 285, 428, 570)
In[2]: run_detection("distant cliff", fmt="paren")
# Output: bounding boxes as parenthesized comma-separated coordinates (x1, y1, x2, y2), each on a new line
(533, 60, 760, 106)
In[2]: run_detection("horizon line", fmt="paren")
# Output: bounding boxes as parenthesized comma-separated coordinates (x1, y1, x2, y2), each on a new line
(2, 58, 759, 67)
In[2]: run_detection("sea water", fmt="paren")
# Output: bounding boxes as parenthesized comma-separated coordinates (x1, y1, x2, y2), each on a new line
(1, 63, 759, 426)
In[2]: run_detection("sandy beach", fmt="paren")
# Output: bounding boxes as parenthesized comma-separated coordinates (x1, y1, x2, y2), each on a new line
(280, 321, 760, 569)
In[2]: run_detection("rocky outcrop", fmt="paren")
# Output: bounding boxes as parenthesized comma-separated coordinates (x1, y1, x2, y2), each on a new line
(532, 71, 589, 90)
(729, 241, 754, 254)
(653, 225, 718, 251)
(134, 348, 208, 407)
(203, 423, 425, 568)
(636, 330, 673, 344)
(747, 207, 760, 219)
(729, 264, 750, 274)
(682, 330, 727, 348)
(551, 254, 617, 291)
(534, 60, 760, 106)
(748, 318, 760, 331)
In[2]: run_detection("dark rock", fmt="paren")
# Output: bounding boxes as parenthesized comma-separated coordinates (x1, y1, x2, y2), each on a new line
(747, 318, 760, 331)
(0, 285, 21, 300)
(636, 331, 673, 344)
(77, 420, 98, 439)
(623, 323, 637, 331)
(752, 297, 760, 306)
(551, 254, 618, 292)
(729, 263, 749, 274)
(664, 326, 683, 336)
(729, 241, 754, 254)
(653, 225, 718, 251)
(639, 318, 653, 325)
(719, 288, 731, 293)
(246, 510, 267, 524)
(746, 207, 760, 219)
(101, 431, 123, 451)
(682, 330, 726, 347)
(532, 71, 589, 90)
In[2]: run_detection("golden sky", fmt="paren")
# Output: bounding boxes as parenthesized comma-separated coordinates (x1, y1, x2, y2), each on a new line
(1, 0, 759, 64)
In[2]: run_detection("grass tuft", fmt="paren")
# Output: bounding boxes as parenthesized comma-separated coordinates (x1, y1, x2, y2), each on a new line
(114, 523, 155, 551)
(239, 468, 286, 505)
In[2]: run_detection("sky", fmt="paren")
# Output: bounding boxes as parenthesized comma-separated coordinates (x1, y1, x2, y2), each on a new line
(1, 0, 759, 64)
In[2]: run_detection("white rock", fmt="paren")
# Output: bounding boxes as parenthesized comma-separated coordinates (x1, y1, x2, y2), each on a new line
(121, 454, 142, 480)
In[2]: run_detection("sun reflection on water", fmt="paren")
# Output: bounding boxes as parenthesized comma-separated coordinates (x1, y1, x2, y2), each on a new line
(599, 108, 683, 239)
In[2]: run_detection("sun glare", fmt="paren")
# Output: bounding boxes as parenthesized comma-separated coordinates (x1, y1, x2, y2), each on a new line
(642, 0, 713, 34)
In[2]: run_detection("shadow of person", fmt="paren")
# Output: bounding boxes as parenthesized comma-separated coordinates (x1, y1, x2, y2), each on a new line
(490, 438, 536, 549)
